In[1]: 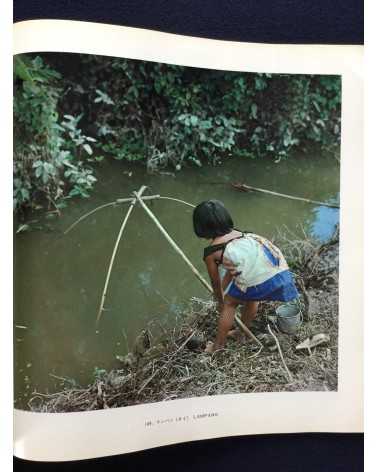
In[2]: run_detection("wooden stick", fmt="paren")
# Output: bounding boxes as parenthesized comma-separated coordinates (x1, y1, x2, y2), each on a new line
(134, 191, 261, 346)
(118, 195, 195, 208)
(267, 324, 293, 382)
(135, 190, 213, 293)
(232, 182, 340, 209)
(157, 196, 195, 208)
(96, 186, 147, 325)
(235, 314, 263, 347)
(64, 195, 160, 235)
(64, 202, 117, 235)
(297, 277, 310, 322)
(64, 195, 193, 235)
(116, 195, 160, 204)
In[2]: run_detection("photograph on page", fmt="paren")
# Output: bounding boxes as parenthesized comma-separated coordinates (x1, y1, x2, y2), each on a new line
(12, 20, 362, 462)
(14, 51, 341, 412)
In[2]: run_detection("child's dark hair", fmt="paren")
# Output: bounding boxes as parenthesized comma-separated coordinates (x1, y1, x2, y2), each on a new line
(193, 200, 234, 239)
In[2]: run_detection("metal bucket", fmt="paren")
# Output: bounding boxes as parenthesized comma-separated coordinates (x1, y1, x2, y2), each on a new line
(276, 299, 302, 334)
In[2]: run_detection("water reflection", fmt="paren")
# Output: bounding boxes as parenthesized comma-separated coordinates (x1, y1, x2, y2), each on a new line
(310, 202, 339, 241)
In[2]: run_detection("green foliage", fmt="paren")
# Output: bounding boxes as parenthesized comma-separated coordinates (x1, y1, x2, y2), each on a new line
(14, 53, 341, 212)
(13, 55, 97, 211)
(63, 57, 340, 171)
(172, 113, 243, 163)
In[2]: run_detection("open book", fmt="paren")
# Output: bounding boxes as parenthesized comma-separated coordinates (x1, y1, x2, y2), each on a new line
(13, 19, 363, 463)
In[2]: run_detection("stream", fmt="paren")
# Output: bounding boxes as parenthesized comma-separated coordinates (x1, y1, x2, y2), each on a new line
(14, 152, 339, 408)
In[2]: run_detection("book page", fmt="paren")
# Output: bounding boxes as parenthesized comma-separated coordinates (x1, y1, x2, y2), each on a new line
(13, 20, 363, 462)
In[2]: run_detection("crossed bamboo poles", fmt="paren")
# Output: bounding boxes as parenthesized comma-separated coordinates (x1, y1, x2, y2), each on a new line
(65, 185, 261, 346)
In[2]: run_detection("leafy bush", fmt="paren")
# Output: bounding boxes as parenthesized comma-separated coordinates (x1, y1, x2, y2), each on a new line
(13, 53, 341, 212)
(13, 55, 97, 211)
(60, 56, 340, 171)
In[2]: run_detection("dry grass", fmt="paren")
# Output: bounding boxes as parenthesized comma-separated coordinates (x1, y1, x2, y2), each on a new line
(29, 230, 339, 413)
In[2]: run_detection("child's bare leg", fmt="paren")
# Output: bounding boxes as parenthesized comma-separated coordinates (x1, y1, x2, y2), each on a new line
(241, 301, 259, 326)
(213, 297, 239, 350)
(228, 301, 259, 340)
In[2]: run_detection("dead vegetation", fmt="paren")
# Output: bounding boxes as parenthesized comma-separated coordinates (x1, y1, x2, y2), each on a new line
(28, 228, 339, 413)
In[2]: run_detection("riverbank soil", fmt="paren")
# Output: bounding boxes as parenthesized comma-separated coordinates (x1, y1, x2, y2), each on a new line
(29, 233, 339, 412)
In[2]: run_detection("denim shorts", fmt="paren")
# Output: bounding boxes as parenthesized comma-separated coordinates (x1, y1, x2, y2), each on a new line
(226, 270, 299, 302)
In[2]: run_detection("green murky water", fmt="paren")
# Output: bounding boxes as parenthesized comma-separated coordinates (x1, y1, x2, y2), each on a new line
(14, 153, 339, 408)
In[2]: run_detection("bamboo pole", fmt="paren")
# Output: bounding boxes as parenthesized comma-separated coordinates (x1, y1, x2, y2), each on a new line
(234, 314, 262, 346)
(64, 195, 160, 235)
(64, 202, 117, 235)
(134, 190, 262, 347)
(116, 195, 160, 204)
(157, 196, 195, 208)
(134, 190, 212, 293)
(96, 186, 147, 325)
(64, 195, 194, 235)
(267, 324, 293, 381)
(232, 182, 340, 209)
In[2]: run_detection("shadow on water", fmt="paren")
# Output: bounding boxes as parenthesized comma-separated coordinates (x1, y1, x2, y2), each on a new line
(14, 153, 340, 407)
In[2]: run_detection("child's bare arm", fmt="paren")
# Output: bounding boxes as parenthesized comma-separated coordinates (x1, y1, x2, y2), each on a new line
(204, 255, 223, 306)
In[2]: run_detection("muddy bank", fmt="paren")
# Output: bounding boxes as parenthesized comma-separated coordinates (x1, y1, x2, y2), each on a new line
(28, 233, 339, 412)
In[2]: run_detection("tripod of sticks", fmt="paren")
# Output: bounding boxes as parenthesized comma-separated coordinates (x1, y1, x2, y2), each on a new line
(65, 185, 262, 347)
